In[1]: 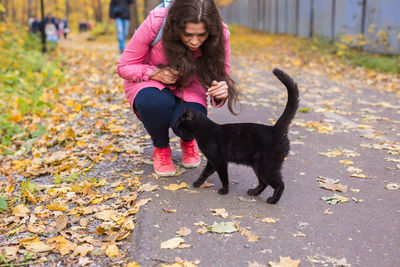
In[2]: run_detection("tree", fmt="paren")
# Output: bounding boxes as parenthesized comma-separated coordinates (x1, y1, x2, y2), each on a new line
(127, 1, 139, 38)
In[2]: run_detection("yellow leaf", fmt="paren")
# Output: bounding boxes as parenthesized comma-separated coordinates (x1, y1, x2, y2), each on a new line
(46, 202, 68, 211)
(160, 237, 185, 249)
(73, 243, 94, 257)
(12, 204, 30, 217)
(114, 186, 125, 192)
(105, 243, 120, 258)
(127, 262, 141, 267)
(19, 236, 52, 253)
(47, 236, 77, 255)
(211, 208, 229, 218)
(66, 100, 74, 107)
(269, 256, 301, 267)
(163, 182, 188, 191)
(176, 227, 191, 237)
(261, 217, 276, 224)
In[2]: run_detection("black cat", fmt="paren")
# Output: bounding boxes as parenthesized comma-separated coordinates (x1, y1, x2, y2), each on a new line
(176, 68, 299, 204)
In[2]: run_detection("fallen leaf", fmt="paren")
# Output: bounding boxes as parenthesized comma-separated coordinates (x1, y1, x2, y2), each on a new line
(292, 232, 306, 237)
(324, 208, 333, 215)
(163, 208, 177, 213)
(55, 215, 69, 232)
(210, 221, 237, 234)
(199, 182, 214, 188)
(321, 194, 350, 205)
(160, 237, 185, 249)
(238, 227, 258, 242)
(385, 183, 400, 190)
(317, 177, 348, 193)
(138, 183, 158, 192)
(211, 208, 229, 218)
(47, 235, 77, 255)
(126, 263, 141, 267)
(12, 204, 30, 217)
(269, 256, 300, 267)
(19, 236, 52, 253)
(176, 227, 191, 237)
(163, 182, 188, 191)
(261, 218, 276, 224)
(78, 257, 93, 266)
(74, 243, 94, 257)
(318, 150, 343, 157)
(248, 262, 266, 267)
(105, 243, 119, 258)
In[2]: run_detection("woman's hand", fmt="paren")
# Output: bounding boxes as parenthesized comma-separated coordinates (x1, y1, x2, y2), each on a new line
(207, 80, 228, 100)
(150, 67, 180, 85)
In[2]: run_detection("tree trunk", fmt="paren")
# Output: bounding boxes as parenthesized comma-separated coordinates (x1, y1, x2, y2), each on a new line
(145, 0, 160, 16)
(92, 0, 103, 23)
(127, 1, 139, 38)
(0, 0, 6, 22)
(65, 0, 70, 19)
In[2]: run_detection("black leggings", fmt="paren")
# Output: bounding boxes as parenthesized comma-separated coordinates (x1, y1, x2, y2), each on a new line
(133, 87, 207, 148)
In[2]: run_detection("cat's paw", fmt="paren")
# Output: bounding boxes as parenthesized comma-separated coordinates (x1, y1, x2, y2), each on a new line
(247, 189, 258, 196)
(218, 188, 229, 195)
(266, 197, 278, 204)
(193, 181, 202, 188)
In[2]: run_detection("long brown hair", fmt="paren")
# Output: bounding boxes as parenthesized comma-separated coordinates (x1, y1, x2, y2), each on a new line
(162, 0, 239, 114)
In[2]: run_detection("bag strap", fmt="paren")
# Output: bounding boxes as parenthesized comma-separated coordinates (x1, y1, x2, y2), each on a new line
(150, 0, 172, 47)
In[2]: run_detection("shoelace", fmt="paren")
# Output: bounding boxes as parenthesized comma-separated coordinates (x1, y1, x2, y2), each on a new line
(152, 148, 171, 165)
(182, 142, 197, 157)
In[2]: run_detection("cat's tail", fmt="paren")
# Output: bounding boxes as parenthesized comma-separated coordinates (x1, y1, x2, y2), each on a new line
(272, 68, 299, 135)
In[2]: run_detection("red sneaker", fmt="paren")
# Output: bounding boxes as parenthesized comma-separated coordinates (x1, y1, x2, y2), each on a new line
(151, 146, 176, 176)
(180, 139, 201, 168)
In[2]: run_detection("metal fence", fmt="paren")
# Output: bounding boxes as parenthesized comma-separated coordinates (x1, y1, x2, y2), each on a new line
(219, 0, 400, 54)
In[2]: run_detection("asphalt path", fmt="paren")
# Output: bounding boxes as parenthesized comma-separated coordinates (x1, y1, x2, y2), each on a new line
(128, 63, 400, 267)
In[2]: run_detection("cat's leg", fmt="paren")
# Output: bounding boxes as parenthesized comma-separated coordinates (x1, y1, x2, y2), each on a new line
(247, 165, 267, 196)
(215, 162, 229, 195)
(266, 172, 285, 204)
(193, 160, 215, 188)
(247, 183, 267, 196)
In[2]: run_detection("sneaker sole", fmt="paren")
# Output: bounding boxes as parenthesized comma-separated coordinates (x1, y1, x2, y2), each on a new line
(182, 161, 201, 168)
(154, 169, 176, 177)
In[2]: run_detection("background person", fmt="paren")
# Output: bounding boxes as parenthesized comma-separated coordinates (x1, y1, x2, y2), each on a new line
(109, 0, 134, 53)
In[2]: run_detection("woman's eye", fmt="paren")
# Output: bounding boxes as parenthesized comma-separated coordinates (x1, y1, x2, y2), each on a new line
(184, 33, 192, 37)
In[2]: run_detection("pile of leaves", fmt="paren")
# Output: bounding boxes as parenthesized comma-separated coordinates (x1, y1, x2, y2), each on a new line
(0, 33, 150, 265)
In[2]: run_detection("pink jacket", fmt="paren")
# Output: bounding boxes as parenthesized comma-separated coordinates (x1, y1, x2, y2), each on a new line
(117, 8, 231, 110)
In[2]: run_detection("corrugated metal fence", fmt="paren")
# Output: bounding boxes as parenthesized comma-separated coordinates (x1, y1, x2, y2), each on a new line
(219, 0, 400, 54)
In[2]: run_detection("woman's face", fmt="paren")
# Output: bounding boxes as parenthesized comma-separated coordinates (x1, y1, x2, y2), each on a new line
(180, 22, 209, 51)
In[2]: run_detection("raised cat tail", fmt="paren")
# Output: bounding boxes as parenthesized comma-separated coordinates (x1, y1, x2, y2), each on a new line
(272, 68, 300, 135)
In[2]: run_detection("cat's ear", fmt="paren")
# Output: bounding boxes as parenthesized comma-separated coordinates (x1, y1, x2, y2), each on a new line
(186, 109, 195, 120)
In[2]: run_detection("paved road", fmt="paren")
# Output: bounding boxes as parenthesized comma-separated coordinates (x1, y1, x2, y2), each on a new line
(128, 59, 400, 266)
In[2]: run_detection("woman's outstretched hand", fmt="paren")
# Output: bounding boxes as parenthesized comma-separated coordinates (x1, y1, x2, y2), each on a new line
(207, 80, 228, 100)
(150, 67, 180, 84)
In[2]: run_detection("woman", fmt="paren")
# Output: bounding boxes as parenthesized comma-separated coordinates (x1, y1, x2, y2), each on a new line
(117, 0, 239, 176)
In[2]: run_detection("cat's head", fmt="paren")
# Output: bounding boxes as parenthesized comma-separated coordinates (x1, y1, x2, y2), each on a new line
(175, 109, 198, 131)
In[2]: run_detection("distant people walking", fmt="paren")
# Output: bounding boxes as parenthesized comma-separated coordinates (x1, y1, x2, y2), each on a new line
(60, 19, 70, 39)
(109, 0, 134, 53)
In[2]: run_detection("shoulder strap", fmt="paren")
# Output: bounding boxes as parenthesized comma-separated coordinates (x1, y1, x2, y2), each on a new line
(150, 0, 172, 47)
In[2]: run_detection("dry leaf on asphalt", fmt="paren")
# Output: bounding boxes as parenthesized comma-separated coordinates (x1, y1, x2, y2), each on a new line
(211, 208, 229, 218)
(200, 182, 214, 188)
(138, 182, 159, 192)
(176, 227, 192, 237)
(386, 183, 400, 190)
(261, 217, 277, 224)
(268, 256, 301, 267)
(163, 182, 189, 191)
(317, 176, 348, 193)
(160, 237, 185, 249)
(321, 194, 350, 205)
